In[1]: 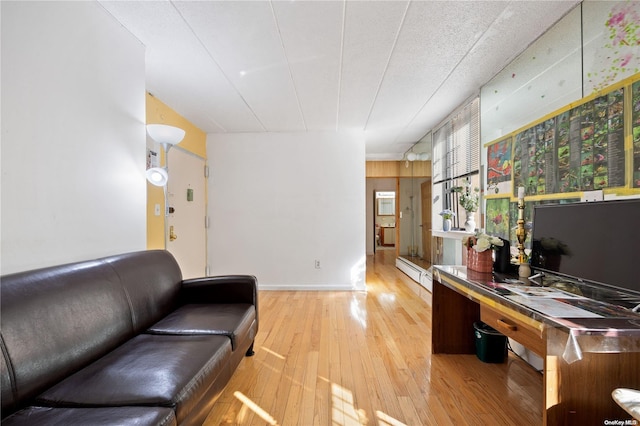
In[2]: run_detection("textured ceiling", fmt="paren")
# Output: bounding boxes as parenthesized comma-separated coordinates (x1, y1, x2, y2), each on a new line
(99, 0, 579, 160)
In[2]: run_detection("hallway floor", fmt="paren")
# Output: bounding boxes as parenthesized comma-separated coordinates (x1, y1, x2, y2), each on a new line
(205, 249, 542, 425)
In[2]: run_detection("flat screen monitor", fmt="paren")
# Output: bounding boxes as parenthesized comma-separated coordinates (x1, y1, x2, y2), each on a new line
(530, 199, 640, 295)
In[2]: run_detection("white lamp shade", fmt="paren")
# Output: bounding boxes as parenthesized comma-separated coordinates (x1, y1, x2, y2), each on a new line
(406, 152, 417, 161)
(418, 152, 430, 161)
(146, 124, 185, 146)
(146, 167, 168, 186)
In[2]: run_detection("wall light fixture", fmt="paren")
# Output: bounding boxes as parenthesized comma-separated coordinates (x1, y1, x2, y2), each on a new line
(145, 124, 185, 186)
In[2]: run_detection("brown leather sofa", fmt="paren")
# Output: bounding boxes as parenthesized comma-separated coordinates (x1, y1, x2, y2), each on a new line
(0, 250, 258, 425)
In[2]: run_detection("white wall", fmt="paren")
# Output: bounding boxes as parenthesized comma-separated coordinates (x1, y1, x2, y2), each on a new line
(208, 132, 365, 290)
(1, 2, 146, 274)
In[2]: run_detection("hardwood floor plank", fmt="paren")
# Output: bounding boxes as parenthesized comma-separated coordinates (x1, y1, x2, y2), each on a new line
(398, 395, 423, 425)
(298, 351, 318, 425)
(204, 250, 542, 425)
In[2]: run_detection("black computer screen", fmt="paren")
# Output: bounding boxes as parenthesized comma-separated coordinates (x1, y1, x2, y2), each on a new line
(530, 199, 640, 295)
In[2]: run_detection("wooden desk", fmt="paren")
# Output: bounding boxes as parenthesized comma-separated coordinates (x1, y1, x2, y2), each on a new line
(432, 265, 640, 425)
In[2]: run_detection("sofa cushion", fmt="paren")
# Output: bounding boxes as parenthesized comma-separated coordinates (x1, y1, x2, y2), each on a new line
(0, 260, 133, 413)
(1, 406, 176, 426)
(147, 304, 256, 351)
(36, 334, 231, 423)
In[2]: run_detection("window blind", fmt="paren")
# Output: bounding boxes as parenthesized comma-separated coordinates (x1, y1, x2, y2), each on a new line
(433, 97, 480, 184)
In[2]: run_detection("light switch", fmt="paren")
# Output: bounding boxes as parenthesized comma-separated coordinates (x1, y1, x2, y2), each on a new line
(154, 204, 161, 216)
(187, 188, 194, 202)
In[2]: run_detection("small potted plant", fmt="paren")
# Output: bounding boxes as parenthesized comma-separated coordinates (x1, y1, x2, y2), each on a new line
(462, 231, 504, 273)
(439, 209, 456, 231)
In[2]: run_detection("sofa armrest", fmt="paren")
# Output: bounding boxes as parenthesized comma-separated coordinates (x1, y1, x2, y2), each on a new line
(179, 274, 258, 310)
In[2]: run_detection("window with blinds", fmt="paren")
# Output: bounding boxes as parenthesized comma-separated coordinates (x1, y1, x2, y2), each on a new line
(433, 97, 480, 184)
(432, 97, 481, 228)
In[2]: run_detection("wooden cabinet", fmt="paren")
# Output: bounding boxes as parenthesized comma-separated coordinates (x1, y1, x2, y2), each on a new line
(381, 227, 395, 246)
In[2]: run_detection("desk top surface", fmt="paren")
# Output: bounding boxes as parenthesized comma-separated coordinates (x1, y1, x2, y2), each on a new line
(433, 265, 640, 337)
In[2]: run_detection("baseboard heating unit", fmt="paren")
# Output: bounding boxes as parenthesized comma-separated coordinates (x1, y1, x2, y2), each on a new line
(395, 257, 432, 292)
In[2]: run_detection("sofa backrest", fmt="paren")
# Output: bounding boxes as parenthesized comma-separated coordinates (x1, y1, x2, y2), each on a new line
(103, 250, 183, 333)
(0, 250, 183, 415)
(0, 260, 133, 413)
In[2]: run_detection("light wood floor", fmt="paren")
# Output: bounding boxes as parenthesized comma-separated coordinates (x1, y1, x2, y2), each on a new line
(205, 249, 542, 425)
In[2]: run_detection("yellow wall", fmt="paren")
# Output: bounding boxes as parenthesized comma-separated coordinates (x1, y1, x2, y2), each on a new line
(146, 93, 207, 249)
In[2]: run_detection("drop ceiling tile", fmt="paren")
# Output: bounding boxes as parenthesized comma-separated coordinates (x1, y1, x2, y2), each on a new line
(271, 0, 344, 131)
(365, 1, 507, 134)
(339, 1, 409, 131)
(100, 0, 265, 133)
(174, 1, 306, 132)
(395, 1, 580, 146)
(99, 0, 581, 159)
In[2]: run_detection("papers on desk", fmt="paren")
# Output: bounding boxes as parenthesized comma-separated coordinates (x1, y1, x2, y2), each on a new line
(490, 283, 602, 318)
(506, 296, 603, 318)
(505, 285, 583, 299)
(486, 282, 638, 319)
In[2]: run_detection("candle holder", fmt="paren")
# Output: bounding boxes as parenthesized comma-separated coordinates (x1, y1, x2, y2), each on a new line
(516, 196, 531, 277)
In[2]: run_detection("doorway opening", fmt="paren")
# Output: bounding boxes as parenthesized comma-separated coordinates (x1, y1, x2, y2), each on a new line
(374, 191, 396, 252)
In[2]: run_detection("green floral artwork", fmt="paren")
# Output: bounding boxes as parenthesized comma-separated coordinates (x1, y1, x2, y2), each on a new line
(485, 198, 510, 241)
(588, 2, 640, 92)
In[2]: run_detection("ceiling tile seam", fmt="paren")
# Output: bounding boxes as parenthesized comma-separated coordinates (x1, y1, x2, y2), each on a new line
(169, 0, 267, 133)
(335, 0, 347, 132)
(392, 8, 508, 144)
(269, 0, 308, 132)
(97, 3, 146, 49)
(362, 0, 412, 132)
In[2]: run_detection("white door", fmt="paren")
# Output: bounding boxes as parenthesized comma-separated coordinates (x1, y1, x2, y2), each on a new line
(166, 148, 207, 279)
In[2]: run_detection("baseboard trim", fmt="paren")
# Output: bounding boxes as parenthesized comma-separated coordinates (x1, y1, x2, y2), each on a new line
(259, 284, 363, 291)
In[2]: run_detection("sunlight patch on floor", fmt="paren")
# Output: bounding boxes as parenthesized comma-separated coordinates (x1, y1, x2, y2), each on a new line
(331, 383, 368, 425)
(260, 346, 285, 360)
(233, 391, 279, 425)
(376, 410, 408, 426)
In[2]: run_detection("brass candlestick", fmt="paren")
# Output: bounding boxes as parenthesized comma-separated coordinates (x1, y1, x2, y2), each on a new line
(516, 190, 531, 277)
(516, 197, 527, 264)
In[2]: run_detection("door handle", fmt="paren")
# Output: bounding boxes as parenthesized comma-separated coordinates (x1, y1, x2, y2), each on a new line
(497, 319, 517, 331)
(169, 225, 178, 241)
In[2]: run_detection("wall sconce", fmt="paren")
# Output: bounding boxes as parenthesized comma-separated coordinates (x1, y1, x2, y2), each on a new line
(145, 124, 185, 186)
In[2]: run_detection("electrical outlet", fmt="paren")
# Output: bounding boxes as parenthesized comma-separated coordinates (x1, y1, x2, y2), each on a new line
(315, 260, 321, 269)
